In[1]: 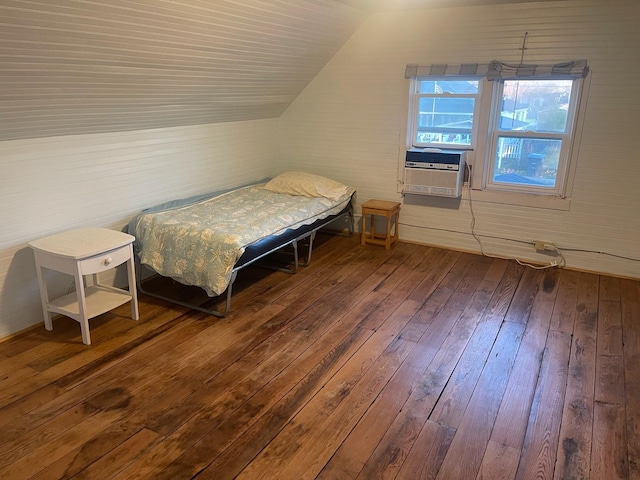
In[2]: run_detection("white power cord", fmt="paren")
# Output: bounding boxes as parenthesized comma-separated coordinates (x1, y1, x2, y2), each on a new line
(465, 162, 563, 270)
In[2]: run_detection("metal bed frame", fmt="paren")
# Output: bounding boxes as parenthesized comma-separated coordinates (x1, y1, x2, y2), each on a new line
(135, 201, 354, 317)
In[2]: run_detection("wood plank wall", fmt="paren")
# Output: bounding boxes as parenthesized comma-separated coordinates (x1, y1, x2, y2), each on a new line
(0, 119, 280, 337)
(280, 0, 640, 279)
(0, 0, 368, 141)
(0, 0, 369, 338)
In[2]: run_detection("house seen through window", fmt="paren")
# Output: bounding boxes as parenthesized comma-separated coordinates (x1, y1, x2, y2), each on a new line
(412, 79, 480, 148)
(487, 78, 579, 193)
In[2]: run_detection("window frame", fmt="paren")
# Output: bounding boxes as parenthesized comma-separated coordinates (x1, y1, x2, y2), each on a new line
(409, 76, 483, 150)
(483, 75, 583, 196)
(404, 71, 588, 207)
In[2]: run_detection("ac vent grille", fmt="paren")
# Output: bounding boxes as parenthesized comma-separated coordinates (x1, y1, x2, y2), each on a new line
(403, 150, 466, 198)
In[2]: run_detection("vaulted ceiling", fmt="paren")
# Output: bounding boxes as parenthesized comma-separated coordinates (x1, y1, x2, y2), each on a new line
(0, 0, 561, 141)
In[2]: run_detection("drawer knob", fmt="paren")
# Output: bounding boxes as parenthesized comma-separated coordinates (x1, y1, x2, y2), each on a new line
(103, 257, 113, 266)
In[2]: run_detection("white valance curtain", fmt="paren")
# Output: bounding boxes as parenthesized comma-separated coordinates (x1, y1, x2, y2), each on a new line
(404, 63, 488, 77)
(405, 60, 589, 80)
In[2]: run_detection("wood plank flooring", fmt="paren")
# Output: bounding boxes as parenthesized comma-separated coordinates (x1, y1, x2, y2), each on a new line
(1, 233, 639, 479)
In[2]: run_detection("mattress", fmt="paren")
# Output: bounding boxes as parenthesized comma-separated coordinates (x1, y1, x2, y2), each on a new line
(132, 182, 354, 296)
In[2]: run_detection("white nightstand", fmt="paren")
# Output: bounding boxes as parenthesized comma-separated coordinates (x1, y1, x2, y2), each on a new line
(29, 227, 139, 345)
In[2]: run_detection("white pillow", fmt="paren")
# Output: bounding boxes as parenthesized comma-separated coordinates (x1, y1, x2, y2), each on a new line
(263, 171, 354, 201)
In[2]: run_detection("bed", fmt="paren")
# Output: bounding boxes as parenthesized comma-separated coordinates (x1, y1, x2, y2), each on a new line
(128, 171, 355, 316)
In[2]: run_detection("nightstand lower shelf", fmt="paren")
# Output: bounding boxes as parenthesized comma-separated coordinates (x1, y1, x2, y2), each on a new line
(48, 285, 134, 319)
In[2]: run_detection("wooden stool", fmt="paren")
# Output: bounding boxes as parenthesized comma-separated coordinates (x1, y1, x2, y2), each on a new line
(361, 200, 401, 250)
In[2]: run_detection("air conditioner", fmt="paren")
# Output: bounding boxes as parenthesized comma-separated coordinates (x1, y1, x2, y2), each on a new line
(403, 149, 467, 198)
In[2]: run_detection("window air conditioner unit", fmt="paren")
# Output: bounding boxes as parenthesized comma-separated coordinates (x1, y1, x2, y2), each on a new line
(403, 149, 466, 198)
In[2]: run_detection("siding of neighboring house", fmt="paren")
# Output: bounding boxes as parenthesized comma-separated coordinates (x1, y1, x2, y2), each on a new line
(280, 0, 640, 279)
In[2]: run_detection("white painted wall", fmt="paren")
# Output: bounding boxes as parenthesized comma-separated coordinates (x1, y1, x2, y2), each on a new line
(0, 119, 280, 337)
(280, 0, 640, 279)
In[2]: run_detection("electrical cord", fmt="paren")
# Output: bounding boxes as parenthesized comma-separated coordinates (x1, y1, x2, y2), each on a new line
(553, 247, 639, 262)
(466, 162, 561, 270)
(397, 218, 638, 264)
(399, 163, 639, 267)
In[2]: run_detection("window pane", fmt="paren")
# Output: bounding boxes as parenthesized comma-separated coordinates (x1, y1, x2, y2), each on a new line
(416, 97, 474, 145)
(419, 80, 479, 94)
(499, 79, 573, 133)
(492, 136, 562, 187)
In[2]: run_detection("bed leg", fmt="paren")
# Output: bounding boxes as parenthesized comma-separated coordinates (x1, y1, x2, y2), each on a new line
(305, 231, 315, 265)
(292, 240, 299, 273)
(349, 206, 355, 234)
(224, 270, 237, 314)
(134, 254, 234, 318)
(135, 254, 144, 291)
(299, 231, 316, 267)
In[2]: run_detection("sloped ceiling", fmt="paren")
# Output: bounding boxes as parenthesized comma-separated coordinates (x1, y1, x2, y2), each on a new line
(337, 0, 561, 8)
(1, 0, 371, 141)
(1, 0, 560, 142)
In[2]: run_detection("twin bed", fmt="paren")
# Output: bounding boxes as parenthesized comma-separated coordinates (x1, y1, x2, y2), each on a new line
(129, 172, 355, 316)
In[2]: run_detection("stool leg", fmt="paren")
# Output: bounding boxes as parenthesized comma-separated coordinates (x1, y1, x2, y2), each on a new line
(370, 214, 376, 240)
(360, 212, 367, 245)
(385, 214, 392, 250)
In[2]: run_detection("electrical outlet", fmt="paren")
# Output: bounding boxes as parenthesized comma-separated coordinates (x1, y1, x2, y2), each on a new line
(534, 240, 557, 252)
(534, 240, 545, 250)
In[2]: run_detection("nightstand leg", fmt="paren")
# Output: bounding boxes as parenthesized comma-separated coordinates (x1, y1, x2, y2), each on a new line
(127, 245, 139, 320)
(34, 260, 53, 331)
(74, 264, 91, 345)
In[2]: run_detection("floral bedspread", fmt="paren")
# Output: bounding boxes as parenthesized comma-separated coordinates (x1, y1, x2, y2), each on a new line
(134, 185, 352, 296)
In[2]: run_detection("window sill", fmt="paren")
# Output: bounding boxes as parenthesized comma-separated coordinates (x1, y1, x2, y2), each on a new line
(466, 187, 571, 211)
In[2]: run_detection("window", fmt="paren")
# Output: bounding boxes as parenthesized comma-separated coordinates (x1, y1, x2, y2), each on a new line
(486, 78, 581, 195)
(410, 78, 481, 149)
(405, 61, 587, 202)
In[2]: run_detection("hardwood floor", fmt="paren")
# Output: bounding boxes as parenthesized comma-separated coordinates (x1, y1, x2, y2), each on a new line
(1, 233, 638, 479)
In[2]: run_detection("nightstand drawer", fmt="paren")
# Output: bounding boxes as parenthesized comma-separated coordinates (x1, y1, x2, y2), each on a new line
(80, 244, 131, 275)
